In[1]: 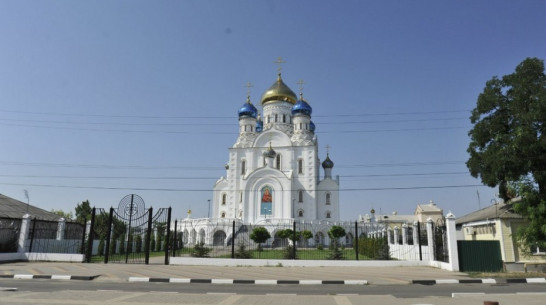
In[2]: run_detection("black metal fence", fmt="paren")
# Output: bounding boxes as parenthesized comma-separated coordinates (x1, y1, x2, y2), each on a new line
(26, 218, 86, 254)
(0, 217, 21, 253)
(87, 206, 172, 264)
(174, 220, 389, 261)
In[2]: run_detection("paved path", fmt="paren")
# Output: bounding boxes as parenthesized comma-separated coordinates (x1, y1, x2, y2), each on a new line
(0, 261, 473, 284)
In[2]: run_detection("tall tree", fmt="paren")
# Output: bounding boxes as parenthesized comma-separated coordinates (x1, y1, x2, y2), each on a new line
(75, 200, 92, 224)
(467, 57, 546, 249)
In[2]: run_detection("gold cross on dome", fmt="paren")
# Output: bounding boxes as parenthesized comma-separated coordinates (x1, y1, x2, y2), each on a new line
(274, 57, 286, 73)
(326, 144, 330, 154)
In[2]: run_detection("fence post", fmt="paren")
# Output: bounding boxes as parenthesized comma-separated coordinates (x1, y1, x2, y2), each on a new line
(412, 221, 419, 247)
(231, 220, 235, 259)
(104, 207, 114, 264)
(445, 212, 459, 271)
(17, 214, 32, 253)
(393, 226, 399, 245)
(145, 207, 153, 265)
(426, 218, 435, 261)
(402, 224, 408, 245)
(165, 207, 172, 265)
(354, 221, 359, 261)
(173, 220, 178, 257)
(292, 221, 296, 259)
(387, 228, 392, 244)
(28, 217, 37, 253)
(56, 218, 66, 241)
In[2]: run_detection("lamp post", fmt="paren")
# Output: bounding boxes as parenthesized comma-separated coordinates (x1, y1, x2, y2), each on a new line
(208, 199, 211, 219)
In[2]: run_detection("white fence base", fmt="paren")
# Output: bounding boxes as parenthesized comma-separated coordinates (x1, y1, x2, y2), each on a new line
(0, 252, 84, 263)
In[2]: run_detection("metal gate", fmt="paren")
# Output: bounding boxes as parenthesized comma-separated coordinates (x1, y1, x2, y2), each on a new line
(458, 240, 503, 272)
(87, 194, 171, 265)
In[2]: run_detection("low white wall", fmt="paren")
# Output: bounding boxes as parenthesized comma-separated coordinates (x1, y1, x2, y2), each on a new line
(389, 244, 430, 261)
(0, 252, 23, 261)
(24, 253, 85, 263)
(170, 257, 432, 267)
(0, 252, 84, 263)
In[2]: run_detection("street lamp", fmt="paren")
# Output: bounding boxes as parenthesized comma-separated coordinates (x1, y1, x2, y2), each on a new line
(208, 199, 211, 218)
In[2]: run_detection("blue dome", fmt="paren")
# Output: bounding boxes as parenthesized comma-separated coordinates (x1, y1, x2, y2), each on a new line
(322, 154, 334, 169)
(238, 100, 258, 118)
(309, 121, 315, 132)
(291, 99, 312, 116)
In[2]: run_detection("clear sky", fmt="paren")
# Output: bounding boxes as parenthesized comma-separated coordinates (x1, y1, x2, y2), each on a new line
(1, 0, 545, 221)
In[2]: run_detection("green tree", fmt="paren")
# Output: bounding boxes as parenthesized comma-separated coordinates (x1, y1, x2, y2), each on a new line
(467, 57, 546, 249)
(50, 209, 73, 220)
(250, 227, 270, 253)
(276, 229, 300, 259)
(301, 230, 313, 248)
(328, 225, 346, 260)
(75, 200, 92, 224)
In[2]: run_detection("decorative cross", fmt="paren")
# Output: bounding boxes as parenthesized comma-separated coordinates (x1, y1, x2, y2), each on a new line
(297, 79, 305, 97)
(326, 144, 330, 154)
(274, 57, 286, 73)
(245, 82, 254, 97)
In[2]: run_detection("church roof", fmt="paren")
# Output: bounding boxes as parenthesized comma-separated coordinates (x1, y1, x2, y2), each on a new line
(261, 73, 297, 105)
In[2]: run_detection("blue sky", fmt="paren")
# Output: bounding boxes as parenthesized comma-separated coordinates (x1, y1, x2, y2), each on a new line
(1, 0, 545, 221)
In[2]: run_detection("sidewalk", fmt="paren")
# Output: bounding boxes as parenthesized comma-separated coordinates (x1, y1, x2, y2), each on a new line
(0, 260, 475, 285)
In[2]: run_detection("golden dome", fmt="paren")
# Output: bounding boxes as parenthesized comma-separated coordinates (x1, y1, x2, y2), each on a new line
(261, 73, 297, 105)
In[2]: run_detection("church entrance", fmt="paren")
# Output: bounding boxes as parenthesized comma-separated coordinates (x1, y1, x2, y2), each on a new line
(85, 194, 172, 265)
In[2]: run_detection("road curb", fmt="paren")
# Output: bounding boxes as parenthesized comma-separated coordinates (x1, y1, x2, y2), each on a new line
(412, 278, 546, 285)
(127, 277, 368, 285)
(0, 274, 98, 281)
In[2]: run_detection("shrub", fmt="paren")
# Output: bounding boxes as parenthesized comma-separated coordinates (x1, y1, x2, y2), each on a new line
(357, 236, 390, 260)
(191, 242, 210, 257)
(234, 242, 251, 259)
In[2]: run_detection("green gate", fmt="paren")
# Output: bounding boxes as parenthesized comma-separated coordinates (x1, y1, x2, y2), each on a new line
(457, 240, 503, 272)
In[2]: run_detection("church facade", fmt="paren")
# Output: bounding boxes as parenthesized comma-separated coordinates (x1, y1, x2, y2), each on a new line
(212, 72, 339, 224)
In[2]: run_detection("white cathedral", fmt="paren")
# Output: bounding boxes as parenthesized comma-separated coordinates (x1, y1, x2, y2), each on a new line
(177, 71, 341, 246)
(212, 72, 340, 223)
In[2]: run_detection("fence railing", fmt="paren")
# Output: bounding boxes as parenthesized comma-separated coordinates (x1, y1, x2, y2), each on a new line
(172, 218, 446, 261)
(0, 217, 21, 253)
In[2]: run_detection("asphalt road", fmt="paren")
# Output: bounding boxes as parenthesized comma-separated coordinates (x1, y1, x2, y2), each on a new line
(2, 280, 546, 298)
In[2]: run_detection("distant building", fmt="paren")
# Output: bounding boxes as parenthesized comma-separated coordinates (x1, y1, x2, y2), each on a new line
(0, 193, 61, 221)
(359, 200, 444, 228)
(456, 199, 546, 268)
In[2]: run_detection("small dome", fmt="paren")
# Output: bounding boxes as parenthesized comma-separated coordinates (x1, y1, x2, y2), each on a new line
(261, 73, 297, 105)
(238, 97, 258, 118)
(322, 154, 334, 169)
(291, 98, 312, 116)
(309, 121, 316, 132)
(256, 119, 263, 132)
(263, 146, 277, 158)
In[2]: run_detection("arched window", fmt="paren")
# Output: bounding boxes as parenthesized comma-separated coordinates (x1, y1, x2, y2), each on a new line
(267, 115, 270, 123)
(276, 154, 281, 170)
(326, 211, 331, 218)
(298, 190, 303, 203)
(283, 114, 286, 123)
(298, 210, 304, 217)
(298, 159, 303, 174)
(299, 123, 302, 130)
(275, 114, 278, 122)
(241, 160, 246, 175)
(222, 194, 226, 205)
(326, 192, 331, 205)
(221, 212, 226, 218)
